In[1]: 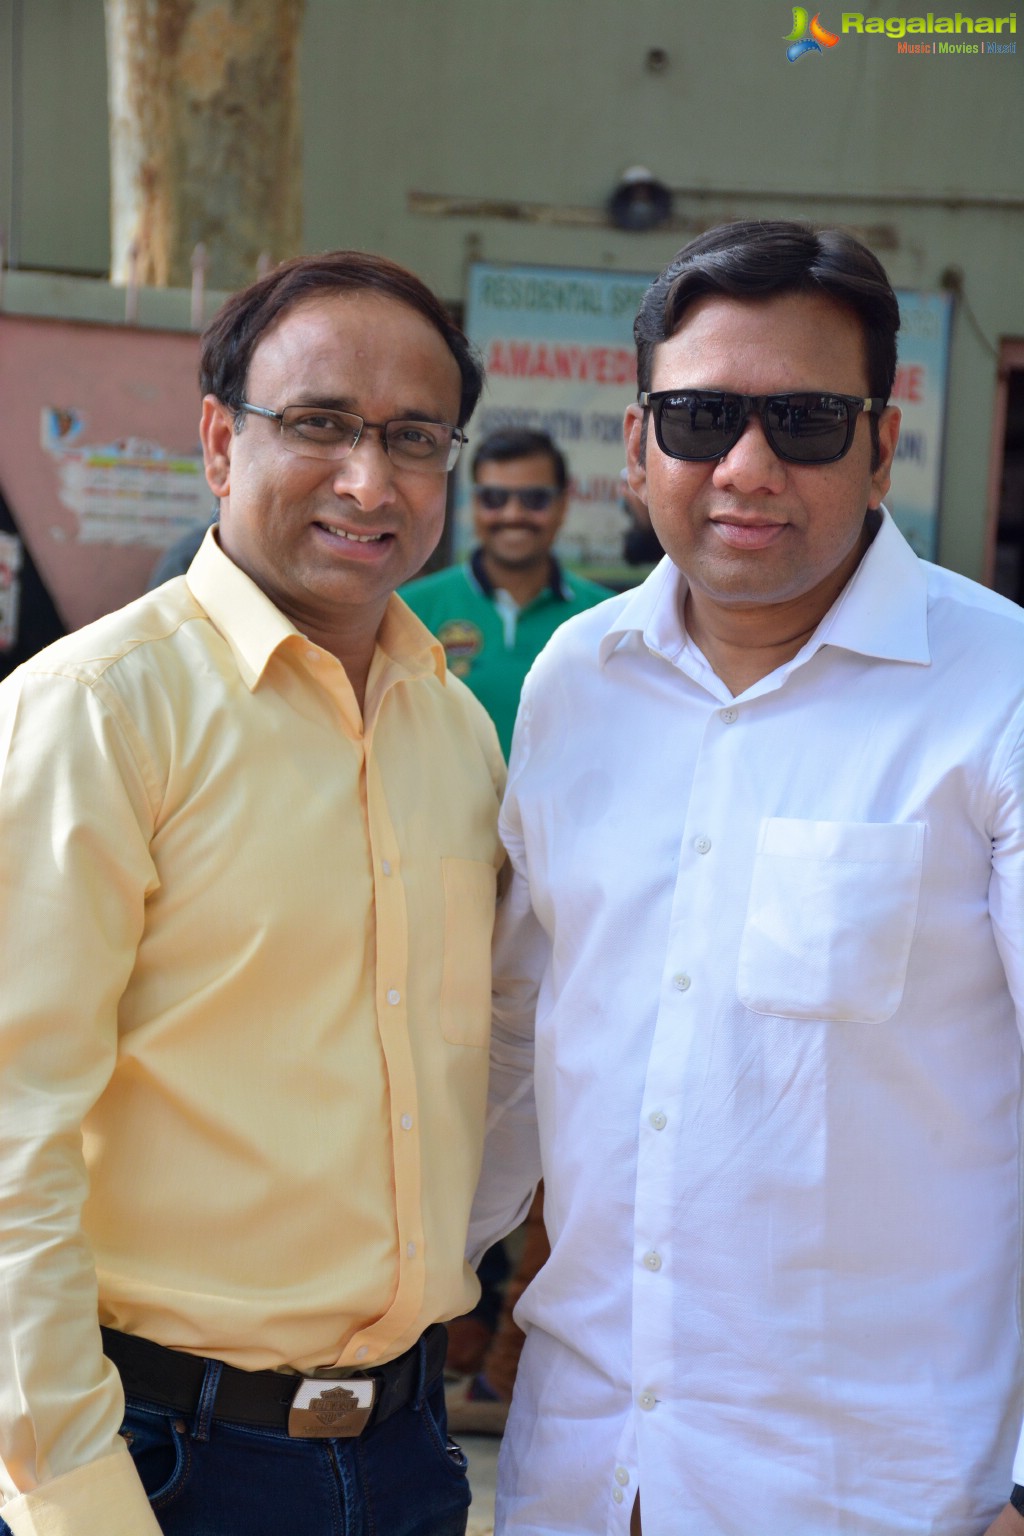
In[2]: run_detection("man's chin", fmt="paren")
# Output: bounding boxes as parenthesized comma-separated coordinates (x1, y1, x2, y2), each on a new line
(485, 544, 547, 574)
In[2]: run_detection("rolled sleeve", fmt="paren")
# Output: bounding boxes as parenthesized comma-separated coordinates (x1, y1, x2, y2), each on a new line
(2, 1447, 161, 1536)
(0, 669, 157, 1520)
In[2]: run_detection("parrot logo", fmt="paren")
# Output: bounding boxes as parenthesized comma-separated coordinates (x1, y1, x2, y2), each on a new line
(784, 8, 841, 59)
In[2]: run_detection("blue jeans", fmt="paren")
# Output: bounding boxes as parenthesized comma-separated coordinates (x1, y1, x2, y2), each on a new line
(2, 1363, 469, 1536)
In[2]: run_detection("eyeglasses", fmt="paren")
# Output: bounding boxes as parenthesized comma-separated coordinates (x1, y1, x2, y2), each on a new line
(238, 402, 466, 472)
(473, 486, 560, 512)
(639, 389, 885, 465)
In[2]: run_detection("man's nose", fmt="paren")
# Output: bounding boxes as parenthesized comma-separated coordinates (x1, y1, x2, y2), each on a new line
(331, 428, 398, 503)
(712, 412, 786, 487)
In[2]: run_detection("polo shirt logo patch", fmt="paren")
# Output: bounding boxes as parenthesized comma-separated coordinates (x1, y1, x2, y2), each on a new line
(438, 620, 484, 678)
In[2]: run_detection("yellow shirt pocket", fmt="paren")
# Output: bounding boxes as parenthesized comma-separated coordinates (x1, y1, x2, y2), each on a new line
(440, 857, 498, 1046)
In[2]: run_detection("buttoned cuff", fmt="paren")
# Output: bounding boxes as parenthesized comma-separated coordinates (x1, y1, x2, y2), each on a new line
(1, 1445, 161, 1536)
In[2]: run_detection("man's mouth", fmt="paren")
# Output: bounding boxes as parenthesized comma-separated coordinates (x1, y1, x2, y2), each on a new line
(710, 517, 787, 551)
(315, 521, 391, 544)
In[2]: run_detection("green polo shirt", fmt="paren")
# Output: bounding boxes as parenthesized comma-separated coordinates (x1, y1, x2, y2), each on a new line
(401, 551, 610, 758)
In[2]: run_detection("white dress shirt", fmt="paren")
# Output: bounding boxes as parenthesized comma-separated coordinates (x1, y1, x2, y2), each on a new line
(470, 512, 1024, 1536)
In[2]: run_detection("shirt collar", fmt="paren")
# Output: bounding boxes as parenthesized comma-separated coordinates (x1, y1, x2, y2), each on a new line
(186, 526, 446, 691)
(810, 508, 930, 665)
(377, 597, 448, 683)
(597, 509, 931, 672)
(598, 555, 683, 667)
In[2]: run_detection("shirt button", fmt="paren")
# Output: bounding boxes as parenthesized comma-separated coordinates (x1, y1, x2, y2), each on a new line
(643, 1250, 662, 1272)
(407, 1242, 416, 1258)
(387, 988, 401, 1005)
(400, 1113, 413, 1130)
(720, 707, 738, 723)
(355, 1346, 368, 1360)
(649, 1111, 667, 1131)
(673, 973, 691, 992)
(381, 859, 392, 876)
(615, 1466, 630, 1486)
(639, 1390, 656, 1411)
(612, 1486, 624, 1504)
(695, 835, 711, 854)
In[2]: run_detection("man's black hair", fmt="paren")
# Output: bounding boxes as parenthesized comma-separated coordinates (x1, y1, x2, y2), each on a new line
(200, 250, 484, 428)
(471, 428, 568, 493)
(634, 220, 900, 467)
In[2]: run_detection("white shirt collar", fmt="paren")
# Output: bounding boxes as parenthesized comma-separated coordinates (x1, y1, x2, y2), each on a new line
(597, 508, 931, 679)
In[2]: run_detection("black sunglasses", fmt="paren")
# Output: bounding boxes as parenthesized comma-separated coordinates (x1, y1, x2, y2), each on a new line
(474, 486, 560, 512)
(639, 389, 885, 465)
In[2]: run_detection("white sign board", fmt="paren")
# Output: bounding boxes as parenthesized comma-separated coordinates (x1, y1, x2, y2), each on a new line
(887, 290, 954, 560)
(464, 263, 952, 571)
(463, 263, 652, 577)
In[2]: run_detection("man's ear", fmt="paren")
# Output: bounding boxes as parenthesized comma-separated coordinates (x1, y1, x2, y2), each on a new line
(624, 403, 649, 505)
(200, 396, 234, 499)
(868, 405, 901, 509)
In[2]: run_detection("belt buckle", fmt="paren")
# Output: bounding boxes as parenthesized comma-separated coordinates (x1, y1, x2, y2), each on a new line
(287, 1376, 376, 1438)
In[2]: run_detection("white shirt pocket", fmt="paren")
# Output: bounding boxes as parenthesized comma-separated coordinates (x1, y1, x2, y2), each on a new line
(736, 818, 925, 1023)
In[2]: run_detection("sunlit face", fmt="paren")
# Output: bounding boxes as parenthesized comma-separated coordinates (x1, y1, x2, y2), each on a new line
(201, 289, 462, 643)
(472, 453, 568, 574)
(624, 291, 900, 628)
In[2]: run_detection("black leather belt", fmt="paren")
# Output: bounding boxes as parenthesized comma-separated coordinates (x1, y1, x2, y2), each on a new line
(101, 1323, 448, 1439)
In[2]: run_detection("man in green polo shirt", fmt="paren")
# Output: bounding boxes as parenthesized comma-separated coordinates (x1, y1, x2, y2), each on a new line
(401, 427, 609, 759)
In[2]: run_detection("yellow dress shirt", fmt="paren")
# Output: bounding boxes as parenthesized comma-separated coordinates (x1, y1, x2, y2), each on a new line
(0, 531, 505, 1536)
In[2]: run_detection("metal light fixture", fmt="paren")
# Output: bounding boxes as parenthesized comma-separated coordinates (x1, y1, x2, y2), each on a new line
(607, 166, 673, 232)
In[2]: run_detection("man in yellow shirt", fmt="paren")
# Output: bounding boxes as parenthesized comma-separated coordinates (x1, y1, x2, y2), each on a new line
(0, 252, 505, 1536)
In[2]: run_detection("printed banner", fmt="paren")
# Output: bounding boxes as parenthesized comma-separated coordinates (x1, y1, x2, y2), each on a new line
(464, 262, 952, 571)
(463, 263, 652, 578)
(0, 532, 22, 651)
(887, 289, 954, 560)
(41, 409, 210, 549)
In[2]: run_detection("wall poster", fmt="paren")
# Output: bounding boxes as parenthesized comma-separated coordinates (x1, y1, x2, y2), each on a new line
(464, 262, 952, 574)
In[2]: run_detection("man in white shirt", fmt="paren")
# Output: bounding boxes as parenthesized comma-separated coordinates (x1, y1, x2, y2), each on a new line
(470, 220, 1024, 1536)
